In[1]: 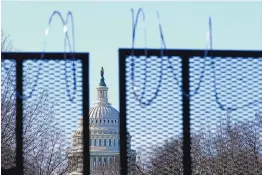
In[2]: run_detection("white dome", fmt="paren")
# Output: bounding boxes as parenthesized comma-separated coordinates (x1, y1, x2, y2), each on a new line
(89, 105, 119, 120)
(89, 104, 120, 131)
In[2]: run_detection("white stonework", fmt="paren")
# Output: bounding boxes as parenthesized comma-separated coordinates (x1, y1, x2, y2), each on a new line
(68, 68, 136, 175)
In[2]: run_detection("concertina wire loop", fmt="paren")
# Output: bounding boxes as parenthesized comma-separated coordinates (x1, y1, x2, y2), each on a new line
(210, 47, 262, 112)
(131, 8, 164, 107)
(1, 10, 77, 102)
(130, 8, 210, 106)
(207, 17, 262, 112)
(160, 12, 261, 111)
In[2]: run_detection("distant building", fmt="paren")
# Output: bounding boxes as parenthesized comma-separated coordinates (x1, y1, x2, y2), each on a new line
(68, 68, 136, 175)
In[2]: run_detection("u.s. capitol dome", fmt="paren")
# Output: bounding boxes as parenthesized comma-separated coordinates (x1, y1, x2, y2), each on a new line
(68, 67, 135, 175)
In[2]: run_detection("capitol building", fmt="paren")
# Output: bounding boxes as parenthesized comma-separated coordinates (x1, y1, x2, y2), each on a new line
(68, 68, 136, 175)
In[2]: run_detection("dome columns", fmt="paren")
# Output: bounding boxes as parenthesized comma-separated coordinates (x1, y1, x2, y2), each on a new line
(96, 86, 109, 104)
(95, 67, 111, 106)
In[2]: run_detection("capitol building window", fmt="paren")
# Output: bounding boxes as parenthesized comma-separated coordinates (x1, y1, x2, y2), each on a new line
(104, 139, 106, 146)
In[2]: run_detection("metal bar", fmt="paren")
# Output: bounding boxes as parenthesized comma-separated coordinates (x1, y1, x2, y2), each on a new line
(119, 50, 128, 175)
(2, 52, 90, 60)
(118, 49, 262, 58)
(82, 55, 90, 174)
(182, 55, 192, 175)
(16, 59, 24, 175)
(2, 50, 262, 61)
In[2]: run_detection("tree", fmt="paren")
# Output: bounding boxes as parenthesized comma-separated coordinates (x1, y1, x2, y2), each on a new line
(131, 149, 146, 175)
(1, 30, 70, 175)
(1, 29, 13, 52)
(94, 156, 120, 175)
(147, 113, 262, 175)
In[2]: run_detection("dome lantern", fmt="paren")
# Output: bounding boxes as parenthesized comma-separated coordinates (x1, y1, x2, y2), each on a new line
(95, 67, 110, 106)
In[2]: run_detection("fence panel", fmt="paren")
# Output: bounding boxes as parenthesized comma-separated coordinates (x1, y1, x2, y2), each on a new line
(119, 49, 262, 175)
(1, 53, 89, 175)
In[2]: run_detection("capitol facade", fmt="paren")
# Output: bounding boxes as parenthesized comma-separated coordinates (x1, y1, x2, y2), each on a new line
(68, 68, 136, 175)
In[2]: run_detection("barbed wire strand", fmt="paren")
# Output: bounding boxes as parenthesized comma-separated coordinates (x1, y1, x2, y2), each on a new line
(130, 9, 210, 106)
(158, 12, 209, 99)
(131, 12, 261, 111)
(44, 11, 78, 102)
(209, 18, 262, 111)
(2, 10, 77, 102)
(131, 8, 164, 106)
(131, 8, 148, 104)
(64, 11, 77, 102)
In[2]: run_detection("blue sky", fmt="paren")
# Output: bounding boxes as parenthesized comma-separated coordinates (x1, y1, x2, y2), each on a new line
(2, 1, 262, 110)
(2, 1, 262, 152)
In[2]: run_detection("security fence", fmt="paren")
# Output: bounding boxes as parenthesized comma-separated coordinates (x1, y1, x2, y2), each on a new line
(1, 52, 89, 175)
(1, 49, 262, 175)
(119, 48, 262, 175)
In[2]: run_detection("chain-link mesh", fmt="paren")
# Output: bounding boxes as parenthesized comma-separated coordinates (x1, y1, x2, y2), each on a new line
(125, 55, 183, 174)
(1, 53, 89, 175)
(123, 51, 262, 175)
(190, 56, 262, 175)
(21, 58, 83, 175)
(1, 59, 17, 170)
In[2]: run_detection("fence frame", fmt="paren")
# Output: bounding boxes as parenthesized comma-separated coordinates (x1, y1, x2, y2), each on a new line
(2, 52, 90, 175)
(118, 48, 262, 175)
(2, 49, 262, 175)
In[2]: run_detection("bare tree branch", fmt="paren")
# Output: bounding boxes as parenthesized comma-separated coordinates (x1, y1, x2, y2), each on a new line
(1, 30, 69, 175)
